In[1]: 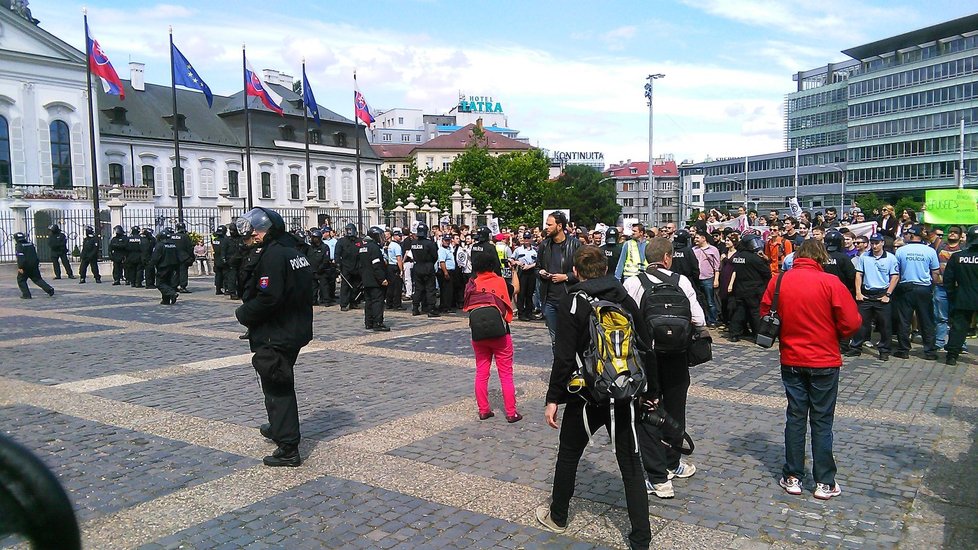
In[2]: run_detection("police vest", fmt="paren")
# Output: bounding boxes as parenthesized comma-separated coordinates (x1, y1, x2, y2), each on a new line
(622, 240, 646, 278)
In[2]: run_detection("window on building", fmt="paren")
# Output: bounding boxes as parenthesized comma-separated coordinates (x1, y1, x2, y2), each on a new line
(442, 160, 452, 171)
(0, 116, 9, 186)
(334, 132, 347, 147)
(261, 172, 272, 198)
(169, 167, 189, 196)
(692, 194, 701, 203)
(426, 157, 434, 169)
(141, 165, 155, 189)
(401, 164, 410, 177)
(50, 120, 72, 189)
(398, 117, 404, 125)
(317, 175, 327, 200)
(341, 171, 353, 201)
(416, 135, 422, 142)
(401, 134, 410, 142)
(108, 163, 124, 186)
(382, 133, 392, 142)
(309, 129, 322, 145)
(200, 167, 215, 197)
(290, 173, 301, 199)
(692, 181, 701, 189)
(280, 125, 295, 141)
(228, 170, 239, 197)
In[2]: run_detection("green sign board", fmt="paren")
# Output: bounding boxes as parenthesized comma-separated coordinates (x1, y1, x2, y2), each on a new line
(923, 189, 978, 224)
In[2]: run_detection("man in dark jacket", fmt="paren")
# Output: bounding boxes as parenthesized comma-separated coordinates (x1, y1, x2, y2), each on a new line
(15, 232, 55, 298)
(234, 207, 314, 467)
(306, 229, 331, 306)
(173, 222, 194, 292)
(943, 225, 978, 366)
(409, 223, 439, 317)
(124, 226, 143, 287)
(537, 245, 654, 550)
(727, 234, 772, 342)
(537, 211, 581, 345)
(223, 224, 244, 299)
(152, 228, 180, 305)
(78, 225, 102, 284)
(359, 226, 390, 331)
(109, 225, 128, 285)
(139, 227, 156, 289)
(335, 223, 362, 311)
(211, 226, 227, 295)
(48, 224, 74, 279)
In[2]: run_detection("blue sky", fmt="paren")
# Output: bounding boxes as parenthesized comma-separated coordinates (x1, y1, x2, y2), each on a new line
(32, 1, 977, 166)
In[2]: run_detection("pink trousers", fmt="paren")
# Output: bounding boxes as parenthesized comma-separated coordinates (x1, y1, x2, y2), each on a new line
(471, 334, 518, 417)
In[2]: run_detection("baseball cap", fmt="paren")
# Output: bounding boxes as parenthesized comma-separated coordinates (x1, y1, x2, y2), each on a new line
(869, 233, 884, 242)
(441, 234, 452, 240)
(392, 228, 402, 235)
(522, 231, 533, 239)
(903, 225, 923, 237)
(494, 233, 508, 242)
(322, 226, 332, 232)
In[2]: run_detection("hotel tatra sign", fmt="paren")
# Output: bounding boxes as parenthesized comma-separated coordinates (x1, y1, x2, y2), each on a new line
(458, 95, 504, 114)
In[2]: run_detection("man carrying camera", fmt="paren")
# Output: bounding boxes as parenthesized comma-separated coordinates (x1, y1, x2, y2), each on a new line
(624, 237, 706, 499)
(761, 240, 861, 500)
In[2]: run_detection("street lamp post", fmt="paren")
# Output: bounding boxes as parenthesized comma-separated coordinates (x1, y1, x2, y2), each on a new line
(645, 73, 665, 227)
(819, 164, 847, 215)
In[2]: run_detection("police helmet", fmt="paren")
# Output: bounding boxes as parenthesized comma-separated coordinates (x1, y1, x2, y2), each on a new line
(114, 225, 125, 236)
(227, 223, 239, 237)
(49, 224, 61, 233)
(416, 223, 430, 239)
(673, 229, 691, 247)
(742, 234, 764, 253)
(84, 225, 95, 236)
(309, 229, 323, 240)
(966, 225, 978, 249)
(344, 223, 358, 238)
(367, 226, 385, 245)
(13, 232, 27, 243)
(824, 230, 843, 252)
(162, 227, 175, 237)
(605, 227, 619, 245)
(475, 226, 491, 242)
(175, 222, 187, 232)
(140, 227, 152, 237)
(235, 207, 285, 240)
(131, 226, 140, 235)
(215, 225, 227, 236)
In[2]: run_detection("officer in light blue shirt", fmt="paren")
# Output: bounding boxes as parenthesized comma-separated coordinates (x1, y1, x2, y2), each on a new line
(848, 233, 900, 360)
(323, 226, 338, 259)
(385, 229, 404, 309)
(437, 234, 457, 313)
(893, 225, 940, 359)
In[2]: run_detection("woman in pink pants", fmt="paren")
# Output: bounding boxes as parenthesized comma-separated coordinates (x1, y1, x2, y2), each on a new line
(464, 253, 522, 423)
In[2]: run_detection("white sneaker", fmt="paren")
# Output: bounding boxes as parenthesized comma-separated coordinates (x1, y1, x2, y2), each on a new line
(814, 482, 841, 500)
(646, 479, 674, 498)
(534, 504, 566, 533)
(779, 476, 803, 495)
(668, 461, 696, 480)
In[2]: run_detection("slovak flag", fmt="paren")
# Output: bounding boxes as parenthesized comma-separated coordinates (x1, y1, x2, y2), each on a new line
(244, 59, 284, 116)
(354, 83, 374, 127)
(86, 22, 124, 100)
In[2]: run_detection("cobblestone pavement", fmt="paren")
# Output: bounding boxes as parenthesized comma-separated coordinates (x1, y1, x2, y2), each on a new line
(0, 270, 975, 549)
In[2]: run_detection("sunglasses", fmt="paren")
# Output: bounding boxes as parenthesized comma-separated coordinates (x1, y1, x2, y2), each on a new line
(934, 233, 945, 237)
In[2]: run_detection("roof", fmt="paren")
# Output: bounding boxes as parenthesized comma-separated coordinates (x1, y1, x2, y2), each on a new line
(415, 124, 533, 151)
(605, 161, 679, 178)
(373, 144, 416, 159)
(218, 83, 350, 124)
(0, 7, 86, 65)
(437, 124, 518, 134)
(842, 13, 978, 60)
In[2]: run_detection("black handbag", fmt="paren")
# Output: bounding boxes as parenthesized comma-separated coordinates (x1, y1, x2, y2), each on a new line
(755, 272, 784, 348)
(468, 305, 508, 341)
(687, 329, 713, 366)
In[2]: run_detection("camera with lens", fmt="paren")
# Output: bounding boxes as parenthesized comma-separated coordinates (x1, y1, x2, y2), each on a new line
(755, 314, 781, 348)
(638, 399, 695, 455)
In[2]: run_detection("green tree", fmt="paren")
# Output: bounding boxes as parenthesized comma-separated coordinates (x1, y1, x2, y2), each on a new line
(488, 149, 551, 226)
(894, 196, 924, 217)
(854, 192, 883, 216)
(542, 165, 621, 229)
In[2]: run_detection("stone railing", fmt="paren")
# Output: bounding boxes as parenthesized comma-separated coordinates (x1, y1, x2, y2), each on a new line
(0, 185, 153, 202)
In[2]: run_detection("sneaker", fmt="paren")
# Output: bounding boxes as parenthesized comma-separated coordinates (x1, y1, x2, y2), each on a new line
(668, 461, 696, 480)
(844, 348, 861, 357)
(646, 479, 674, 499)
(506, 413, 523, 424)
(478, 411, 494, 421)
(779, 476, 803, 495)
(814, 482, 841, 500)
(534, 505, 566, 534)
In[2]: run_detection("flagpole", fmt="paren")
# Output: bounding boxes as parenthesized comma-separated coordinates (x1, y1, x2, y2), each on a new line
(354, 71, 363, 231)
(169, 27, 185, 224)
(243, 44, 254, 210)
(303, 60, 311, 195)
(83, 10, 101, 225)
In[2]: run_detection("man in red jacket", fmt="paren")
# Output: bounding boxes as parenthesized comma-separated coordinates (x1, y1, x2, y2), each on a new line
(761, 240, 861, 501)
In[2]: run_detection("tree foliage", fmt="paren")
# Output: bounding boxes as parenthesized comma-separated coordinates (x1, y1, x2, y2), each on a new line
(542, 165, 621, 229)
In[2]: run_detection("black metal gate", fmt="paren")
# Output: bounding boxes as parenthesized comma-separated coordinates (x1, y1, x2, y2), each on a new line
(31, 208, 109, 261)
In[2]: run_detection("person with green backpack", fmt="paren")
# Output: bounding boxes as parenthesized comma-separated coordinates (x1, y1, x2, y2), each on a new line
(536, 245, 657, 550)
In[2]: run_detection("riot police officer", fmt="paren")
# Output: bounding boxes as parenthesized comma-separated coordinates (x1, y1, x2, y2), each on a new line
(670, 229, 700, 283)
(78, 225, 102, 284)
(139, 227, 157, 289)
(469, 226, 500, 277)
(600, 227, 623, 273)
(944, 225, 978, 366)
(727, 234, 772, 342)
(124, 226, 143, 287)
(409, 223, 439, 317)
(335, 223, 363, 311)
(48, 224, 74, 279)
(223, 223, 244, 299)
(359, 226, 390, 331)
(211, 226, 227, 295)
(109, 225, 128, 285)
(173, 222, 194, 292)
(823, 230, 856, 294)
(152, 228, 181, 305)
(233, 207, 313, 467)
(15, 232, 55, 298)
(307, 229, 332, 306)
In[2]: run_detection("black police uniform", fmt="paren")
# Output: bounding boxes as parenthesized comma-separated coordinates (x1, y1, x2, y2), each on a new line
(223, 229, 244, 298)
(173, 230, 194, 291)
(410, 237, 439, 315)
(470, 240, 500, 277)
(335, 235, 363, 309)
(211, 232, 226, 294)
(358, 237, 389, 329)
(307, 239, 332, 305)
(140, 231, 157, 288)
(823, 250, 857, 295)
(729, 249, 772, 340)
(943, 243, 978, 364)
(152, 234, 180, 304)
(48, 228, 74, 279)
(16, 238, 54, 298)
(600, 242, 622, 275)
(125, 231, 143, 286)
(670, 245, 700, 283)
(109, 231, 128, 284)
(235, 235, 314, 456)
(79, 232, 102, 283)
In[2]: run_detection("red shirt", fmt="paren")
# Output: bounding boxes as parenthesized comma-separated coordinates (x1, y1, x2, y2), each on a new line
(760, 258, 862, 368)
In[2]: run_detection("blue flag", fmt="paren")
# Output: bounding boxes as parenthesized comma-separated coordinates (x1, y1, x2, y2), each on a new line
(302, 67, 320, 126)
(171, 43, 213, 108)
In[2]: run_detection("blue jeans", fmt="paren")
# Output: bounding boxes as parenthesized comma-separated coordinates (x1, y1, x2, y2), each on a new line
(543, 299, 561, 348)
(935, 285, 949, 348)
(781, 366, 839, 486)
(698, 278, 718, 325)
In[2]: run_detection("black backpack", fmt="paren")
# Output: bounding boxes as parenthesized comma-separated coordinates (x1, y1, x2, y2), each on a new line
(638, 269, 693, 353)
(571, 292, 648, 405)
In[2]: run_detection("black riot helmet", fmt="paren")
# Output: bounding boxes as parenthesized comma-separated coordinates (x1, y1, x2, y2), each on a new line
(309, 229, 323, 241)
(13, 232, 27, 243)
(824, 230, 843, 252)
(114, 225, 125, 236)
(673, 229, 691, 248)
(741, 234, 764, 253)
(84, 225, 95, 236)
(605, 227, 619, 245)
(415, 223, 430, 239)
(140, 227, 152, 237)
(162, 227, 175, 237)
(475, 226, 491, 243)
(131, 226, 140, 235)
(367, 226, 385, 245)
(235, 207, 285, 243)
(966, 225, 978, 250)
(49, 224, 61, 233)
(175, 222, 187, 232)
(215, 225, 227, 236)
(344, 223, 358, 238)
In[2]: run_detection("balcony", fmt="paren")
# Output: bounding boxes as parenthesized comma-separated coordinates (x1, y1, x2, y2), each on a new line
(0, 185, 154, 202)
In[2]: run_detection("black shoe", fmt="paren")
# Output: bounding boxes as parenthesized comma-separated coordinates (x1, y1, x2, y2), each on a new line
(178, 288, 190, 293)
(239, 330, 250, 340)
(412, 310, 421, 316)
(880, 353, 889, 361)
(112, 281, 121, 285)
(79, 279, 86, 284)
(95, 279, 102, 283)
(68, 275, 76, 279)
(20, 295, 31, 299)
(728, 336, 740, 343)
(216, 289, 224, 295)
(46, 289, 55, 297)
(924, 353, 938, 361)
(54, 276, 62, 280)
(263, 446, 301, 467)
(259, 423, 273, 439)
(845, 348, 861, 357)
(171, 293, 178, 304)
(373, 324, 390, 332)
(894, 352, 909, 359)
(946, 355, 958, 366)
(134, 284, 144, 288)
(160, 298, 169, 305)
(146, 285, 156, 289)
(428, 312, 440, 318)
(364, 325, 374, 330)
(341, 306, 350, 312)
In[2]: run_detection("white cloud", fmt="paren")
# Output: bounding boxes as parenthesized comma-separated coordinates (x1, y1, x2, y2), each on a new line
(601, 25, 638, 50)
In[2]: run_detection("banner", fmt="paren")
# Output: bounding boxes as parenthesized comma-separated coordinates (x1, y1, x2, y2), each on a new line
(923, 189, 978, 224)
(846, 221, 879, 238)
(707, 214, 748, 233)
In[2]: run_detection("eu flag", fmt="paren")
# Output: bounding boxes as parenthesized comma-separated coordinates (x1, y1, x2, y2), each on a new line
(171, 43, 213, 108)
(302, 68, 320, 126)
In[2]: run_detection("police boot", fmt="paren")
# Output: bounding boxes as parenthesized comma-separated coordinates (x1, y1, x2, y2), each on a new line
(259, 423, 273, 439)
(79, 278, 86, 284)
(263, 444, 301, 467)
